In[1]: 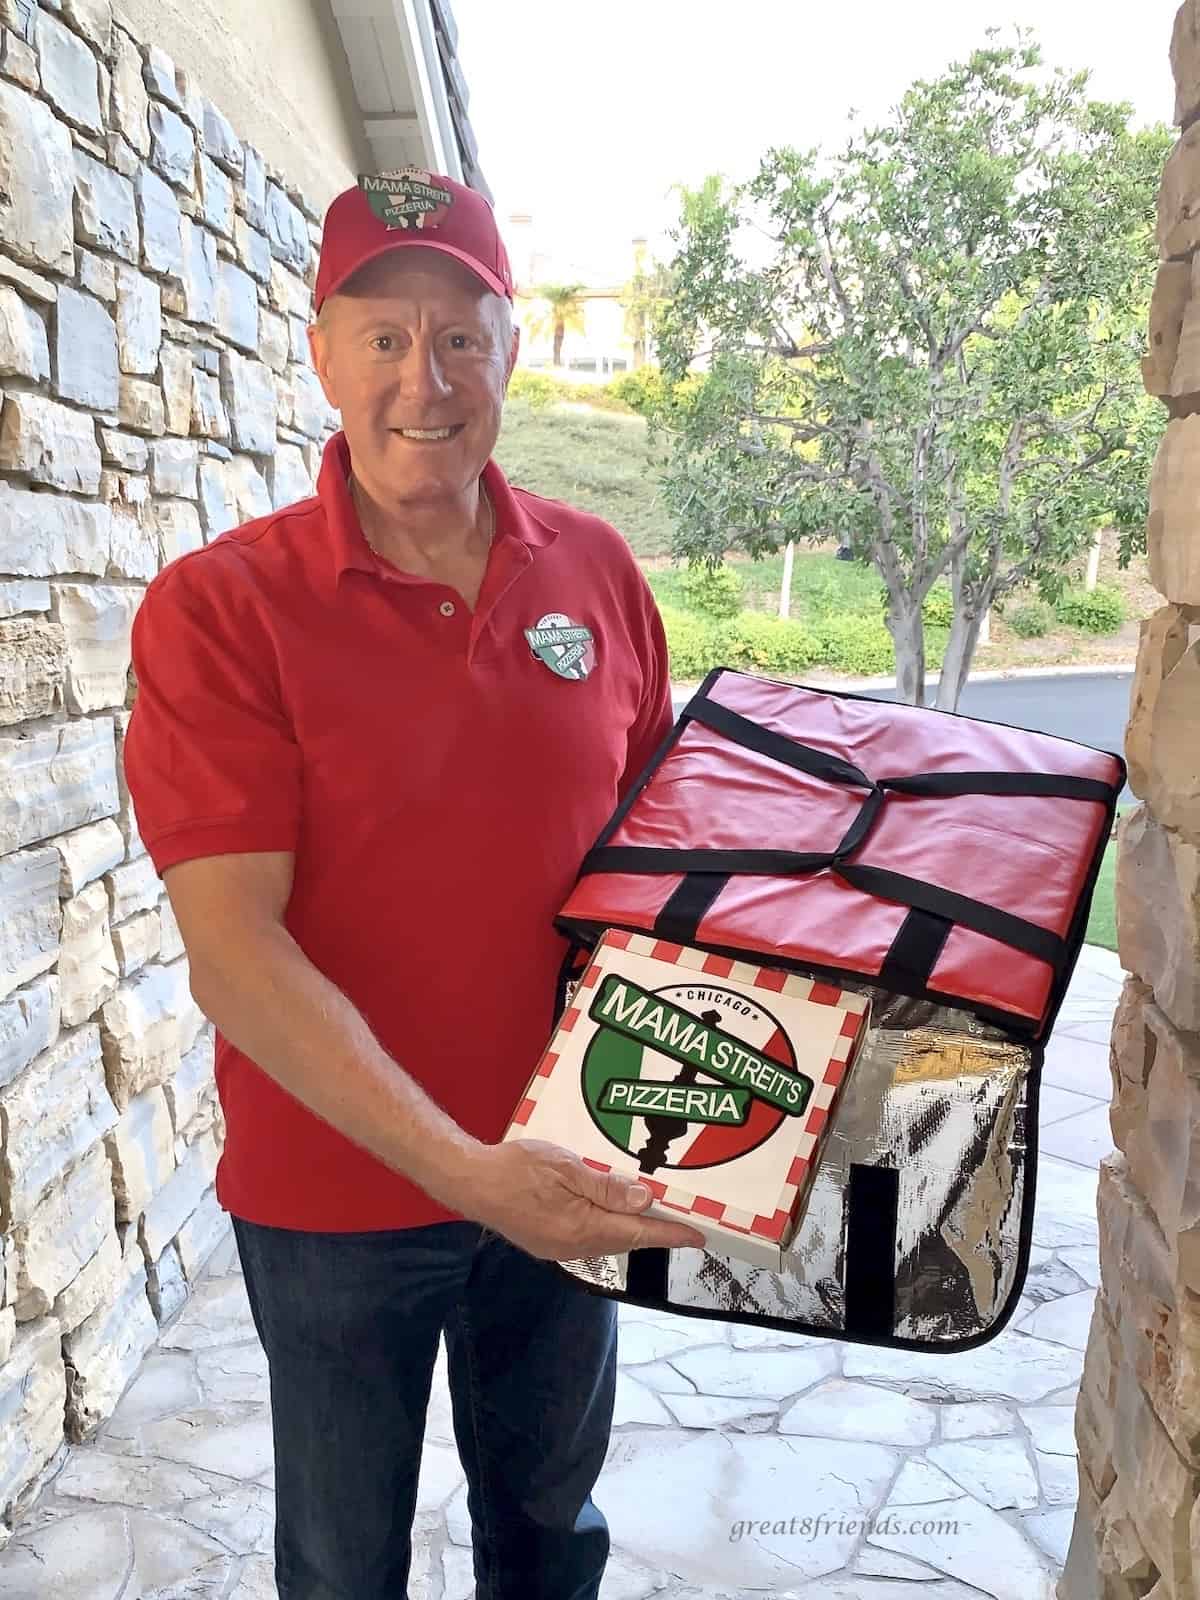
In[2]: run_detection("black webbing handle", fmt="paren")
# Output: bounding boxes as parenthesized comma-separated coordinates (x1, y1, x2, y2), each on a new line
(575, 689, 1117, 969)
(834, 784, 884, 861)
(688, 693, 1119, 808)
(580, 846, 843, 878)
(882, 771, 1116, 803)
(689, 697, 875, 791)
(834, 863, 1065, 968)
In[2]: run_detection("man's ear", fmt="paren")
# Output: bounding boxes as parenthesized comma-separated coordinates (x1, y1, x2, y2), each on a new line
(505, 323, 521, 386)
(307, 318, 340, 409)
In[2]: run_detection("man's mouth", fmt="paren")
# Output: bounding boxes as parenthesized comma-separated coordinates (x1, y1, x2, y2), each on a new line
(390, 424, 466, 442)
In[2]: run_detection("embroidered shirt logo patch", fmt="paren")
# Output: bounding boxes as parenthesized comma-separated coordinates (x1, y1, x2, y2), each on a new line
(524, 612, 595, 680)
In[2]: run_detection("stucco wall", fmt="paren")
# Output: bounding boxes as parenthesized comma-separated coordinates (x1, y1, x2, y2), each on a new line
(114, 0, 369, 211)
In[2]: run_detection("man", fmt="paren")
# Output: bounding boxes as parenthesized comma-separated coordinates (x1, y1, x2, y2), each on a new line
(123, 170, 704, 1600)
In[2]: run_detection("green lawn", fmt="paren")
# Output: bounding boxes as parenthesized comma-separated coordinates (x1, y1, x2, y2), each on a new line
(1085, 821, 1124, 953)
(644, 550, 885, 620)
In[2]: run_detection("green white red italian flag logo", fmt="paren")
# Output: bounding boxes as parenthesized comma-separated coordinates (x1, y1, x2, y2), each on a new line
(359, 169, 453, 231)
(581, 974, 813, 1174)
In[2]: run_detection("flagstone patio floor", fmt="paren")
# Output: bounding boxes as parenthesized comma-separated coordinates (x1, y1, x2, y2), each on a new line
(0, 946, 1126, 1599)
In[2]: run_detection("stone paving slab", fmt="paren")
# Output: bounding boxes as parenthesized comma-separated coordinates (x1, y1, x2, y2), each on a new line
(0, 953, 1124, 1597)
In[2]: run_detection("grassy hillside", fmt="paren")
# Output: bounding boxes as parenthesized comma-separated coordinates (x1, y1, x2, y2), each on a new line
(495, 398, 674, 558)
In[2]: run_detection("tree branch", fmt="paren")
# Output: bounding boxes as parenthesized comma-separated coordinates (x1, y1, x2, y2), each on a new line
(816, 213, 854, 324)
(893, 255, 936, 355)
(998, 418, 1025, 517)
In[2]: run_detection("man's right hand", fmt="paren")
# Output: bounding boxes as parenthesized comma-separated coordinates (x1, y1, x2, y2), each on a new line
(452, 1138, 708, 1261)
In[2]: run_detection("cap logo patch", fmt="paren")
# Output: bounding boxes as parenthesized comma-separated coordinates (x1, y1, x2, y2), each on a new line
(359, 169, 454, 231)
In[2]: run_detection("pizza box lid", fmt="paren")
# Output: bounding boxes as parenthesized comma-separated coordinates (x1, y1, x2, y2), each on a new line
(503, 929, 870, 1272)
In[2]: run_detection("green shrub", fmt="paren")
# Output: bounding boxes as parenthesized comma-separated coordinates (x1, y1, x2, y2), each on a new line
(662, 606, 948, 683)
(660, 607, 724, 680)
(809, 615, 896, 677)
(1056, 585, 1125, 634)
(924, 626, 949, 673)
(681, 562, 744, 621)
(507, 370, 560, 409)
(661, 608, 817, 680)
(507, 369, 639, 414)
(922, 585, 954, 628)
(610, 366, 704, 419)
(1009, 599, 1053, 639)
(609, 367, 668, 416)
(507, 365, 702, 419)
(723, 613, 817, 673)
(564, 379, 636, 414)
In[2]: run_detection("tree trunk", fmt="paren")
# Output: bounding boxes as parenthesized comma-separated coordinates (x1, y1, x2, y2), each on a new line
(1086, 528, 1104, 591)
(888, 602, 926, 706)
(778, 541, 795, 619)
(553, 320, 565, 366)
(934, 540, 997, 711)
(936, 607, 986, 711)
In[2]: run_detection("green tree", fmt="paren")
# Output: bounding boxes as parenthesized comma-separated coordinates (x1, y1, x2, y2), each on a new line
(620, 243, 674, 367)
(529, 283, 586, 367)
(652, 37, 1169, 708)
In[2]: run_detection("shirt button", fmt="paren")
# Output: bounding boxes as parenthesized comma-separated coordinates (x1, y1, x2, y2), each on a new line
(439, 600, 456, 618)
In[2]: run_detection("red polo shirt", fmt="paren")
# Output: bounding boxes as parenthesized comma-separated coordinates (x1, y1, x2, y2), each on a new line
(124, 433, 672, 1232)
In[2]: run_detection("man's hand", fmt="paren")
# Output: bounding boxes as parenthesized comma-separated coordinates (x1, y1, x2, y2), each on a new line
(456, 1138, 708, 1260)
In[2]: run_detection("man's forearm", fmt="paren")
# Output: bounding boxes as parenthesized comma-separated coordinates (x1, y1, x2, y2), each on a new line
(188, 924, 486, 1214)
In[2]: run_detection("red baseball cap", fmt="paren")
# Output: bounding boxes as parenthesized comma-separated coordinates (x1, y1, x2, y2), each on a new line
(314, 169, 514, 311)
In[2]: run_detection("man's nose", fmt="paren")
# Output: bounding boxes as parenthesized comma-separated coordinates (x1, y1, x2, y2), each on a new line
(403, 341, 453, 404)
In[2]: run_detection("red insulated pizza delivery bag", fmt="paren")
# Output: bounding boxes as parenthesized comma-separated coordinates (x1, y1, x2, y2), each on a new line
(539, 668, 1123, 1353)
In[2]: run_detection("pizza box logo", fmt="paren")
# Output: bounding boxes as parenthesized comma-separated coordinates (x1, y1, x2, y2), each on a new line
(581, 974, 814, 1174)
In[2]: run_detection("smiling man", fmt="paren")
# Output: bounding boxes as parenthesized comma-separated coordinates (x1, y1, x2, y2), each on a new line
(122, 170, 702, 1600)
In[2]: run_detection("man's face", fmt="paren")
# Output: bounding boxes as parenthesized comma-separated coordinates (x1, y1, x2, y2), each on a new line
(308, 249, 519, 508)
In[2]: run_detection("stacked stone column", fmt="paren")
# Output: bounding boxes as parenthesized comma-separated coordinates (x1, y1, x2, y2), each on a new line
(0, 0, 337, 1532)
(1060, 5, 1200, 1596)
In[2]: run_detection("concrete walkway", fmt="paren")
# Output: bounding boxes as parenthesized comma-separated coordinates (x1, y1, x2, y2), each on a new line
(0, 947, 1125, 1599)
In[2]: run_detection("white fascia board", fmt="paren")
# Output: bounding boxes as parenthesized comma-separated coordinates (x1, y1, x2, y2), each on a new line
(392, 0, 463, 180)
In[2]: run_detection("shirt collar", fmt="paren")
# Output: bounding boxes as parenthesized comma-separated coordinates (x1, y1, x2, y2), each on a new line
(318, 431, 561, 587)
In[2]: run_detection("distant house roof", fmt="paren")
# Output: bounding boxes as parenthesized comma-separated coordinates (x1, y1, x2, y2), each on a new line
(330, 0, 491, 198)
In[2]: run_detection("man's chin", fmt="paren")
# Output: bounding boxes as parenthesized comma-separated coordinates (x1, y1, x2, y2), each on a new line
(360, 457, 476, 506)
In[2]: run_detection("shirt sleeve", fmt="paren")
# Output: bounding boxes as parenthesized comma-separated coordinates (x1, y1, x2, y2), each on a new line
(618, 570, 675, 800)
(123, 559, 303, 876)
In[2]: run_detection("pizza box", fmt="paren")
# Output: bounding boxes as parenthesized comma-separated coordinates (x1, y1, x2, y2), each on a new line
(504, 929, 870, 1271)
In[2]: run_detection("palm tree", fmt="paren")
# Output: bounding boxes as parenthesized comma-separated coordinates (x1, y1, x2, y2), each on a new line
(529, 283, 586, 367)
(620, 247, 673, 368)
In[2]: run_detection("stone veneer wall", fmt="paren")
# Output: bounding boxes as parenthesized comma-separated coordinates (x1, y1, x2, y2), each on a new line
(0, 0, 335, 1531)
(1061, 5, 1200, 1597)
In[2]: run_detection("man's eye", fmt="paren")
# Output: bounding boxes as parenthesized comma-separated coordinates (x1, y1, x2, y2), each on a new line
(449, 334, 472, 350)
(371, 336, 394, 352)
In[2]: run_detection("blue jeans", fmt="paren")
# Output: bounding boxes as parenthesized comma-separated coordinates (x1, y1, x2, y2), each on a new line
(232, 1217, 618, 1600)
